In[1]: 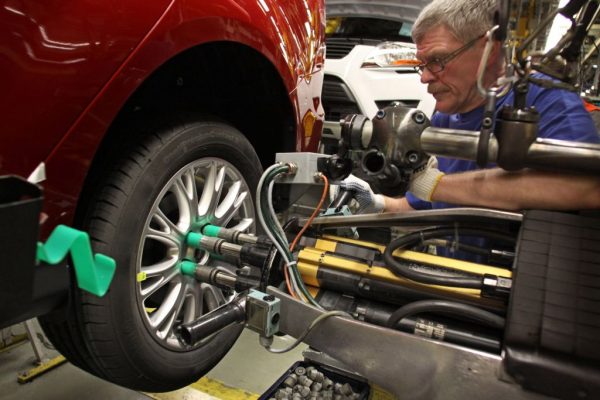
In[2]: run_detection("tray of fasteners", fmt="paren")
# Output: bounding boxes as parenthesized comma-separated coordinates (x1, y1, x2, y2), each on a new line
(259, 360, 370, 400)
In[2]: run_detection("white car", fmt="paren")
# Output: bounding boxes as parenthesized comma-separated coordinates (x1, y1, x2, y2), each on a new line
(322, 0, 435, 150)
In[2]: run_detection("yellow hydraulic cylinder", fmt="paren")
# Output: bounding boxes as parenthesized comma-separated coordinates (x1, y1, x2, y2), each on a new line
(296, 234, 511, 310)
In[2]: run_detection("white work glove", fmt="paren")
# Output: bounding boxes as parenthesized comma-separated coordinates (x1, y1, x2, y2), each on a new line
(408, 156, 445, 201)
(333, 174, 385, 214)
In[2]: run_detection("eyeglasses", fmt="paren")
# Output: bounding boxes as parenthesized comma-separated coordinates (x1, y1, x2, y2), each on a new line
(414, 34, 484, 75)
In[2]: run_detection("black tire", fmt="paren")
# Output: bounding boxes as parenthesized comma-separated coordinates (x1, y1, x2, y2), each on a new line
(40, 116, 263, 391)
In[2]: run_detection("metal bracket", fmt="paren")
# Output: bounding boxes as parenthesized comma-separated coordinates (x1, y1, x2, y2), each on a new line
(267, 286, 550, 400)
(246, 289, 281, 338)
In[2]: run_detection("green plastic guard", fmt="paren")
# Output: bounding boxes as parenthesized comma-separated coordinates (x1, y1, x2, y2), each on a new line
(186, 231, 203, 248)
(36, 225, 116, 297)
(202, 225, 221, 237)
(179, 260, 197, 277)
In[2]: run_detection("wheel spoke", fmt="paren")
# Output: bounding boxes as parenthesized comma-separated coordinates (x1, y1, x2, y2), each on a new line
(197, 163, 225, 219)
(145, 226, 181, 250)
(214, 180, 241, 219)
(182, 284, 203, 324)
(171, 168, 199, 231)
(150, 281, 184, 329)
(151, 208, 185, 238)
(230, 217, 253, 232)
(201, 284, 224, 311)
(156, 282, 195, 341)
(140, 266, 180, 300)
(213, 182, 249, 227)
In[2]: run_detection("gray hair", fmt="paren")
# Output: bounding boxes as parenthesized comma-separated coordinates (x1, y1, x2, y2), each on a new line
(412, 0, 497, 44)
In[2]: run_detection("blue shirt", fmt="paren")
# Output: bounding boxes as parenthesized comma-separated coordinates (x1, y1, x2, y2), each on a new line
(405, 79, 599, 262)
(407, 80, 600, 210)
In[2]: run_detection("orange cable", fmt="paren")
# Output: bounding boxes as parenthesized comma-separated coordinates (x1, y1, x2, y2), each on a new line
(290, 174, 329, 252)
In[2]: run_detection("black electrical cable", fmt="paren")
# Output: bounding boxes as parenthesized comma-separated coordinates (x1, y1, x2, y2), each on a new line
(282, 217, 300, 232)
(426, 238, 492, 257)
(386, 299, 505, 330)
(383, 227, 515, 288)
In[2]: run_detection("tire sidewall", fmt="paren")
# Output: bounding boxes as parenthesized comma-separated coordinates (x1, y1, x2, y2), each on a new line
(88, 120, 262, 386)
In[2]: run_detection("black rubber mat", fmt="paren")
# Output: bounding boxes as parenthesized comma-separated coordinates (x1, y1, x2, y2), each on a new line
(504, 210, 600, 400)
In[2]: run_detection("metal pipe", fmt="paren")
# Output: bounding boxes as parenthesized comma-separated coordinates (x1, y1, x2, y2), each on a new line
(526, 138, 600, 172)
(420, 127, 498, 162)
(180, 297, 246, 345)
(203, 225, 261, 245)
(421, 127, 600, 173)
(194, 235, 242, 261)
(194, 266, 238, 288)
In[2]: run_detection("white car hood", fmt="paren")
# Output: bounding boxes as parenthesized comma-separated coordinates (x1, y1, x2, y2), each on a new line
(326, 0, 430, 23)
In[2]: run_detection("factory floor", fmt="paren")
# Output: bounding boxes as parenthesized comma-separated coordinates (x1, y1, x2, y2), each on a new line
(0, 321, 307, 400)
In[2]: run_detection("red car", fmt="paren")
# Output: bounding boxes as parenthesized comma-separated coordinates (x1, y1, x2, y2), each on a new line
(1, 0, 325, 392)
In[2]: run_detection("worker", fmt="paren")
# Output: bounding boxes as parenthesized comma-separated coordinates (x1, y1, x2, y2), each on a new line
(340, 0, 600, 217)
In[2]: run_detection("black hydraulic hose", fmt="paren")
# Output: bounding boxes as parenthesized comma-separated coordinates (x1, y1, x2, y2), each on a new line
(383, 227, 515, 288)
(428, 238, 492, 257)
(386, 299, 505, 330)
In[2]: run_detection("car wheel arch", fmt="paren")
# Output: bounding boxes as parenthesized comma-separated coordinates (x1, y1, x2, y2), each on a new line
(71, 41, 297, 229)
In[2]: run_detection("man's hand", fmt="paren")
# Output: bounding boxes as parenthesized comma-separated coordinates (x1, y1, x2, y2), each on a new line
(333, 174, 385, 214)
(409, 156, 445, 201)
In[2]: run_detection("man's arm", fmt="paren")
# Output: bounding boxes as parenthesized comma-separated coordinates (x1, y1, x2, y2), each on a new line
(430, 168, 600, 211)
(383, 196, 415, 212)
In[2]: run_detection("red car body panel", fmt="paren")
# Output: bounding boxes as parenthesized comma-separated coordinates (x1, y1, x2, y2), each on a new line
(1, 0, 325, 234)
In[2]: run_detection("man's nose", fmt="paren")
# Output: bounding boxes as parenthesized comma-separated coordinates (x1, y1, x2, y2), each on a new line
(419, 68, 436, 84)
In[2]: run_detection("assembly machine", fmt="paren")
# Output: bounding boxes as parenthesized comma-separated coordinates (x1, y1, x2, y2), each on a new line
(2, 1, 599, 399)
(176, 1, 600, 398)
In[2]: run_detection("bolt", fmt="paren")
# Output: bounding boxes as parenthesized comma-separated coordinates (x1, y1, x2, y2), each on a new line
(407, 152, 419, 164)
(376, 110, 386, 119)
(482, 117, 493, 127)
(412, 111, 426, 124)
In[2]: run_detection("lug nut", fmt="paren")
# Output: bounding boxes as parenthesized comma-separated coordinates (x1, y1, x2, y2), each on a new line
(298, 375, 313, 387)
(340, 383, 354, 396)
(284, 374, 298, 387)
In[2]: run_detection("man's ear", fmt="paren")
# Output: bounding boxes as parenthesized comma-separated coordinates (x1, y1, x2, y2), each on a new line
(488, 40, 504, 67)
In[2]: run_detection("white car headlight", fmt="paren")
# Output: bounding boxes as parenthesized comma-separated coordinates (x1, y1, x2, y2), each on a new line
(361, 42, 420, 70)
